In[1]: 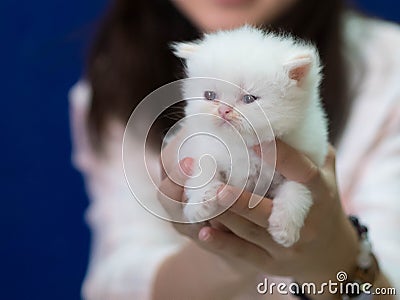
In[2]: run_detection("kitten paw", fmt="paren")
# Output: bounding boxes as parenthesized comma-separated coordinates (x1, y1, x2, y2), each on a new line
(268, 216, 301, 247)
(267, 181, 313, 247)
(184, 201, 217, 223)
(183, 181, 221, 222)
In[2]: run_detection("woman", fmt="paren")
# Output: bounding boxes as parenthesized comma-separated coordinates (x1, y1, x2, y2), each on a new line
(70, 0, 400, 298)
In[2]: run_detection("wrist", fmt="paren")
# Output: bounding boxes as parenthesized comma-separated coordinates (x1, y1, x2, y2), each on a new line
(155, 241, 260, 299)
(293, 215, 385, 300)
(293, 213, 359, 300)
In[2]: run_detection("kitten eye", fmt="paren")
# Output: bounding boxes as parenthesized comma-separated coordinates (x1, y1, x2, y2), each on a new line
(242, 94, 258, 104)
(204, 91, 217, 101)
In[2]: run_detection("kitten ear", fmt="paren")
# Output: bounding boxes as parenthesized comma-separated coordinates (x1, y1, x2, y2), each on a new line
(283, 54, 313, 85)
(171, 42, 199, 60)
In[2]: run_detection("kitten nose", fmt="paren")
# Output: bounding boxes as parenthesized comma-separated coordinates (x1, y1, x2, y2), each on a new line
(218, 104, 232, 119)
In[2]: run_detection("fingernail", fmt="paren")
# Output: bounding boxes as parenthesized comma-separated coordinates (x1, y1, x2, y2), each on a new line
(253, 145, 261, 157)
(199, 227, 211, 242)
(180, 157, 193, 176)
(254, 141, 275, 159)
(217, 185, 234, 206)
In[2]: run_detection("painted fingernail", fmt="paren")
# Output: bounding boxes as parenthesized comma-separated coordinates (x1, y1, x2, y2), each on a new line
(180, 157, 193, 176)
(253, 145, 261, 156)
(255, 142, 275, 161)
(199, 227, 211, 242)
(217, 185, 234, 206)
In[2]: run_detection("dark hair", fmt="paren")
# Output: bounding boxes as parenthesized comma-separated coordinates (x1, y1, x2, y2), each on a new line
(87, 0, 349, 150)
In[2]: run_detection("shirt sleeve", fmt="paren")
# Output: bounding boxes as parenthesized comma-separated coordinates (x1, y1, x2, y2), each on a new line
(346, 104, 400, 290)
(338, 17, 400, 291)
(69, 81, 187, 300)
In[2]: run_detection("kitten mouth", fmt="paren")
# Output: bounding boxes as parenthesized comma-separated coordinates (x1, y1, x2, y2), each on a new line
(220, 119, 230, 125)
(218, 117, 235, 128)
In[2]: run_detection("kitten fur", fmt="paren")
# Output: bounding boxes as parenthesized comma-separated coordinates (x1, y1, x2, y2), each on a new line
(171, 25, 328, 247)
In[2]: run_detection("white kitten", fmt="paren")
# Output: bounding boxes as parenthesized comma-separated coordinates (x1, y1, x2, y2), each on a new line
(171, 25, 328, 247)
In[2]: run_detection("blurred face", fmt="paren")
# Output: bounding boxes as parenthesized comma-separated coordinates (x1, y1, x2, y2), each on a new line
(171, 0, 298, 32)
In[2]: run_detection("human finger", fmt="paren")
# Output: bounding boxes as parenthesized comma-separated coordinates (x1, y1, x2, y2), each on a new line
(157, 158, 193, 219)
(197, 226, 272, 268)
(215, 210, 276, 249)
(217, 185, 273, 228)
(255, 140, 321, 186)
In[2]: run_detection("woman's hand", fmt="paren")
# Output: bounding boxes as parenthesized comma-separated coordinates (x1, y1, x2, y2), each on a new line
(207, 141, 360, 284)
(158, 138, 360, 297)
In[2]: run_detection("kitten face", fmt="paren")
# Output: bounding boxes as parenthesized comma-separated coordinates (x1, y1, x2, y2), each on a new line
(182, 78, 274, 143)
(173, 26, 322, 144)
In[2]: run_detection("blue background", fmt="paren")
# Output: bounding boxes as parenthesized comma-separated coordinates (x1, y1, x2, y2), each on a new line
(2, 1, 399, 299)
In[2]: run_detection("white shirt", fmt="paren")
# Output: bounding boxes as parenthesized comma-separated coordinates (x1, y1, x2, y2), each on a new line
(70, 14, 400, 299)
